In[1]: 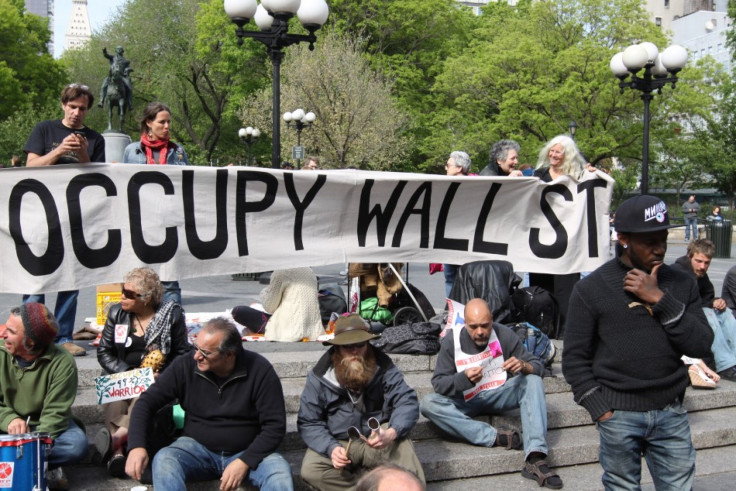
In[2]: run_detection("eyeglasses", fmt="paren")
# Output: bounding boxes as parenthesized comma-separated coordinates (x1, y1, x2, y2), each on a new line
(121, 288, 142, 299)
(341, 341, 367, 350)
(192, 342, 217, 360)
(66, 83, 90, 91)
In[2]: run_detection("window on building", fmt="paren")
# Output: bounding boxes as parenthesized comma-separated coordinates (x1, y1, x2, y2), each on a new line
(664, 0, 670, 7)
(656, 17, 662, 26)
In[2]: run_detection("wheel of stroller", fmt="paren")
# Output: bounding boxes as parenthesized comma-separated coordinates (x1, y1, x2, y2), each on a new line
(392, 306, 423, 326)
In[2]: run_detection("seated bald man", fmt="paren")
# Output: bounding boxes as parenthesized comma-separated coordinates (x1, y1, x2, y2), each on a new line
(420, 298, 562, 489)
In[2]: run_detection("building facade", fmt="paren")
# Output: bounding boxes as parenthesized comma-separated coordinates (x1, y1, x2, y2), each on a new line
(24, 0, 54, 54)
(65, 0, 92, 51)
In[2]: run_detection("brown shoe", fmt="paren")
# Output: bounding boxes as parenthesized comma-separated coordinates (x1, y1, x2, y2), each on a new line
(61, 342, 86, 357)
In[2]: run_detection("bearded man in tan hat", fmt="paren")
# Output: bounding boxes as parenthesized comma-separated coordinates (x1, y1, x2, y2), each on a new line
(298, 314, 425, 490)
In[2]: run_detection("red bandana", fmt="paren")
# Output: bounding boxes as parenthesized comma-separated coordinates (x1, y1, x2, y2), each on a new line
(140, 133, 175, 165)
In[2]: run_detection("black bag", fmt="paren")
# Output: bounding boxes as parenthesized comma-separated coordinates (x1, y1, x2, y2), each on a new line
(371, 321, 441, 355)
(318, 284, 348, 325)
(510, 286, 560, 339)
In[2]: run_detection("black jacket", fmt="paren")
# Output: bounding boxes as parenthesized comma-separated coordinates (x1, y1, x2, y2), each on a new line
(448, 260, 516, 323)
(97, 303, 190, 374)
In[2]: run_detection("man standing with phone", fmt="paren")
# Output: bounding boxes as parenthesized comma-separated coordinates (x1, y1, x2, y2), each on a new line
(21, 83, 106, 356)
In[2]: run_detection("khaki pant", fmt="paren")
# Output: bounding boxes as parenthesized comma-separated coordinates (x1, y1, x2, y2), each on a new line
(300, 437, 425, 491)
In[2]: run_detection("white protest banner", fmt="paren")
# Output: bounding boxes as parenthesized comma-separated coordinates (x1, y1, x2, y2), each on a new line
(94, 367, 155, 405)
(0, 164, 613, 293)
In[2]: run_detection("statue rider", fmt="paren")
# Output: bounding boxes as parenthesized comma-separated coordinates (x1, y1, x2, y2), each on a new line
(99, 46, 133, 111)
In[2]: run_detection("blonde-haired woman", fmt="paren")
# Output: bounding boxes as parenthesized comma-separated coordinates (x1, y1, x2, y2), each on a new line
(95, 267, 189, 477)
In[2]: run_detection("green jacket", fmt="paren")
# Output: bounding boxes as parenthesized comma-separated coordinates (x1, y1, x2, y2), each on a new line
(0, 340, 78, 440)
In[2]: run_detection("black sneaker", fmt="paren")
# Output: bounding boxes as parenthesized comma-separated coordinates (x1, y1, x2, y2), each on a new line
(718, 366, 736, 382)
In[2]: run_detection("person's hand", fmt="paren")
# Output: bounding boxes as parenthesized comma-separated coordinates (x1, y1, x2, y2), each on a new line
(713, 298, 727, 311)
(331, 445, 351, 469)
(6, 417, 28, 434)
(125, 447, 149, 481)
(465, 366, 483, 384)
(508, 170, 523, 177)
(55, 133, 85, 156)
(624, 263, 664, 304)
(597, 411, 614, 422)
(586, 163, 597, 172)
(220, 458, 249, 491)
(502, 356, 526, 375)
(365, 427, 397, 449)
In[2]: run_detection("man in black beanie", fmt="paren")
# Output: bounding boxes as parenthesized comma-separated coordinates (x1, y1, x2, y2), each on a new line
(563, 195, 713, 490)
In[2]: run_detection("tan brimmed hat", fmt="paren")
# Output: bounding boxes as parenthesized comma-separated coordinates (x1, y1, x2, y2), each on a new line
(323, 314, 380, 346)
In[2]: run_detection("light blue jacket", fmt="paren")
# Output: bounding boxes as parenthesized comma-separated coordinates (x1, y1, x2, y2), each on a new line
(122, 141, 189, 165)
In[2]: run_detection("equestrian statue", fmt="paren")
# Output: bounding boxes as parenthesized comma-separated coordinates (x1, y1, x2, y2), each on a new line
(99, 46, 134, 132)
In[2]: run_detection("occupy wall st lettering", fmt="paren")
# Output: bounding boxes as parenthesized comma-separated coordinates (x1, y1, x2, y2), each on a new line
(7, 170, 606, 277)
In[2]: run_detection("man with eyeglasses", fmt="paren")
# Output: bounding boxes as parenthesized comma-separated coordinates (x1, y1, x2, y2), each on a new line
(125, 318, 293, 491)
(21, 83, 106, 357)
(298, 314, 425, 490)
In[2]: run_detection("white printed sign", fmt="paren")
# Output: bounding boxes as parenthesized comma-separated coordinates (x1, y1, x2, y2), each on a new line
(94, 367, 155, 405)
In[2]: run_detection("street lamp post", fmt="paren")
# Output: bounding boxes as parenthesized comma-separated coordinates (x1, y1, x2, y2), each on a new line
(238, 126, 261, 165)
(568, 120, 578, 141)
(225, 0, 329, 169)
(610, 42, 688, 195)
(283, 108, 315, 168)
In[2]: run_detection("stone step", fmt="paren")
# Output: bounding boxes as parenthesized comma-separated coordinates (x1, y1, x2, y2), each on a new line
(61, 404, 736, 490)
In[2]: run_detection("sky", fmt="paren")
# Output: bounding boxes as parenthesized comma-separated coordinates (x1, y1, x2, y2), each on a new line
(53, 0, 128, 58)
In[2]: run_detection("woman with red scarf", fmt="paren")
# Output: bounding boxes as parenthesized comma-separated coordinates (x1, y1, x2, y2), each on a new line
(123, 101, 189, 166)
(123, 102, 189, 304)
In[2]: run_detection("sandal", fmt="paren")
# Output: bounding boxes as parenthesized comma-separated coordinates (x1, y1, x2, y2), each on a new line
(495, 428, 523, 450)
(689, 365, 716, 389)
(522, 459, 563, 489)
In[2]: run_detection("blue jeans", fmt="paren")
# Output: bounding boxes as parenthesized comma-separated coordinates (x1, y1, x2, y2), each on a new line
(596, 401, 694, 491)
(152, 436, 293, 491)
(22, 290, 79, 344)
(703, 307, 736, 372)
(47, 420, 88, 467)
(684, 217, 698, 240)
(161, 281, 182, 305)
(443, 264, 457, 298)
(420, 374, 548, 459)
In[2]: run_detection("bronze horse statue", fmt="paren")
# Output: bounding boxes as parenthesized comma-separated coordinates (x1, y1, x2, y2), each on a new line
(100, 64, 128, 132)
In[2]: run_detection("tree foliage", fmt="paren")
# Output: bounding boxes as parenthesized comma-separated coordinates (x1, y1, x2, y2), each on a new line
(238, 32, 408, 169)
(0, 0, 66, 160)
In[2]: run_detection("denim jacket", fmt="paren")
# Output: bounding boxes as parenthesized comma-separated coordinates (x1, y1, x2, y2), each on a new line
(122, 141, 189, 165)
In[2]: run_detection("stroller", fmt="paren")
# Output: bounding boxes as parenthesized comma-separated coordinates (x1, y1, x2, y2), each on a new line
(348, 263, 435, 327)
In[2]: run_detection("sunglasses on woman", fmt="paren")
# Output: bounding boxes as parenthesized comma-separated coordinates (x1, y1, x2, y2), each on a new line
(121, 288, 142, 299)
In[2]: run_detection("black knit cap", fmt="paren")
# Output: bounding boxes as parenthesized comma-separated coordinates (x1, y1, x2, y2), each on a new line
(614, 195, 677, 234)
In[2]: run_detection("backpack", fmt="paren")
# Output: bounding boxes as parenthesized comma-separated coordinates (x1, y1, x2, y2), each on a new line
(511, 322, 556, 368)
(510, 286, 560, 339)
(371, 321, 442, 355)
(318, 285, 348, 325)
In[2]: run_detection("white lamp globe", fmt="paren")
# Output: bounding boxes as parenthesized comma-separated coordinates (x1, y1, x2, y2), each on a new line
(254, 4, 274, 30)
(224, 0, 258, 19)
(238, 127, 248, 138)
(261, 0, 273, 11)
(246, 126, 254, 135)
(269, 0, 300, 15)
(651, 54, 668, 77)
(610, 52, 628, 77)
(253, 128, 261, 137)
(622, 44, 648, 72)
(304, 111, 316, 123)
(639, 42, 659, 65)
(283, 112, 293, 122)
(298, 0, 329, 28)
(661, 45, 688, 72)
(292, 108, 305, 121)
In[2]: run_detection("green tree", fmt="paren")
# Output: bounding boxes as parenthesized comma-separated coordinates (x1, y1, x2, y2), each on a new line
(422, 0, 667, 173)
(705, 70, 736, 208)
(238, 32, 408, 169)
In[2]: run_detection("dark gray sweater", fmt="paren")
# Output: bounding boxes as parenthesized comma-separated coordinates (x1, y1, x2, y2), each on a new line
(563, 258, 713, 421)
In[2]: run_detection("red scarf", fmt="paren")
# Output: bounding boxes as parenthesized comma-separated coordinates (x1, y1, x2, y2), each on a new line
(140, 133, 175, 165)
